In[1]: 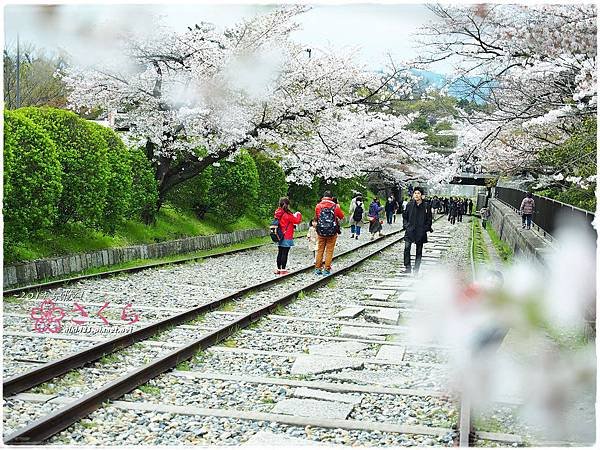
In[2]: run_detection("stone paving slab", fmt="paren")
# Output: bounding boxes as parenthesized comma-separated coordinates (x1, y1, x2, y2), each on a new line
(171, 371, 450, 398)
(367, 277, 414, 286)
(327, 370, 410, 387)
(365, 289, 397, 296)
(308, 341, 368, 357)
(377, 285, 413, 292)
(339, 325, 391, 339)
(291, 354, 364, 375)
(10, 393, 467, 439)
(351, 300, 408, 308)
(376, 345, 406, 362)
(271, 398, 355, 420)
(333, 307, 364, 319)
(369, 292, 390, 300)
(268, 315, 407, 332)
(293, 387, 362, 405)
(244, 431, 335, 446)
(364, 308, 400, 325)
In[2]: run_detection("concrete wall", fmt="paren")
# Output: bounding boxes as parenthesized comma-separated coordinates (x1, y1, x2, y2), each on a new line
(4, 223, 310, 288)
(488, 198, 553, 263)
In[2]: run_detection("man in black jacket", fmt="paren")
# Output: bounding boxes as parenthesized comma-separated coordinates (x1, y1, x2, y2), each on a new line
(402, 187, 433, 274)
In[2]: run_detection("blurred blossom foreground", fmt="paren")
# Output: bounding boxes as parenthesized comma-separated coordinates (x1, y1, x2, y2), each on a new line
(408, 220, 596, 444)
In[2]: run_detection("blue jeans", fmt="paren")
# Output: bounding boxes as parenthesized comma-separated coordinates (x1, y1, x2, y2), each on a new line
(522, 214, 532, 228)
(351, 224, 361, 236)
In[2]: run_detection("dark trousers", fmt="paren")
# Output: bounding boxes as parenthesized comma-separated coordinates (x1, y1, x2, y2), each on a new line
(404, 240, 424, 272)
(522, 214, 532, 229)
(276, 246, 291, 269)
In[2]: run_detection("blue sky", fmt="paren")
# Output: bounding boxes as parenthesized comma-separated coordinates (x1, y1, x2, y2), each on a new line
(4, 3, 451, 73)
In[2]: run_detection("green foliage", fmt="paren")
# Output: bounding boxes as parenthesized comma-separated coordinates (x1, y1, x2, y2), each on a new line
(391, 92, 463, 150)
(88, 122, 134, 233)
(129, 147, 159, 222)
(18, 107, 110, 228)
(287, 179, 322, 212)
(535, 185, 596, 212)
(538, 118, 596, 179)
(485, 222, 513, 263)
(3, 110, 63, 247)
(165, 165, 212, 218)
(471, 218, 489, 264)
(207, 150, 259, 223)
(288, 176, 367, 217)
(534, 118, 597, 212)
(4, 44, 69, 109)
(250, 150, 288, 220)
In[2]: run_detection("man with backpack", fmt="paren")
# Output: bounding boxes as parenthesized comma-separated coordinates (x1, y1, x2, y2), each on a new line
(314, 191, 345, 275)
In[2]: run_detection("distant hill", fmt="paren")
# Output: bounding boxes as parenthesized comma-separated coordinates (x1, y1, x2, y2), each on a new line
(409, 69, 490, 103)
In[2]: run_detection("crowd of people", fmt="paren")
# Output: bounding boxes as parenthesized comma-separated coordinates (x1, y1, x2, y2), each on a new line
(271, 188, 537, 276)
(271, 188, 511, 276)
(427, 196, 474, 225)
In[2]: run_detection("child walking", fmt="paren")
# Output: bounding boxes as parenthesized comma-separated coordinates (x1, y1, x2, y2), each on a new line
(307, 217, 318, 264)
(273, 197, 303, 275)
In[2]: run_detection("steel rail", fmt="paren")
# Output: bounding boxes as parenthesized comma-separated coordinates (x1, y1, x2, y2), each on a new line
(3, 228, 405, 397)
(4, 227, 414, 444)
(457, 217, 479, 446)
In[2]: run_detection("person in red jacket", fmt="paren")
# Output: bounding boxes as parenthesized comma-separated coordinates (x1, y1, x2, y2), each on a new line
(314, 191, 345, 275)
(273, 197, 303, 275)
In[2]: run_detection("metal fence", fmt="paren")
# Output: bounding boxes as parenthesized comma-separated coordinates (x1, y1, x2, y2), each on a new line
(494, 187, 595, 237)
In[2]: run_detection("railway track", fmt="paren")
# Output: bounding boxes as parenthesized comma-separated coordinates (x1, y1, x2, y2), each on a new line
(3, 217, 523, 446)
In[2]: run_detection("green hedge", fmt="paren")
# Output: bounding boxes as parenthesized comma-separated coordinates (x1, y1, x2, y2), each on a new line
(88, 122, 133, 233)
(3, 110, 63, 246)
(18, 107, 110, 228)
(129, 148, 159, 223)
(251, 150, 288, 220)
(165, 166, 213, 218)
(5, 107, 159, 244)
(208, 150, 259, 223)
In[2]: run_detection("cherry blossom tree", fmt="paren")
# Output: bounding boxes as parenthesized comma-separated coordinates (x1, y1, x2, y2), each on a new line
(64, 6, 430, 212)
(417, 4, 597, 180)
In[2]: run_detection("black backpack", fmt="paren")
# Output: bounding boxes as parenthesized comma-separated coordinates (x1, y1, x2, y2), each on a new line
(352, 204, 363, 222)
(317, 205, 337, 237)
(269, 219, 284, 242)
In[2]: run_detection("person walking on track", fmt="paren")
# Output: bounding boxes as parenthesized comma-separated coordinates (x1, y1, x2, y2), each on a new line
(349, 195, 365, 239)
(273, 197, 302, 275)
(402, 187, 433, 275)
(368, 197, 385, 240)
(385, 194, 396, 225)
(480, 206, 491, 229)
(448, 197, 457, 225)
(520, 192, 535, 229)
(314, 191, 345, 275)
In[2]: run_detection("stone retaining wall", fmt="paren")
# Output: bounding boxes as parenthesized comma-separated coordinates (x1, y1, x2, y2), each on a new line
(488, 198, 553, 263)
(4, 223, 310, 288)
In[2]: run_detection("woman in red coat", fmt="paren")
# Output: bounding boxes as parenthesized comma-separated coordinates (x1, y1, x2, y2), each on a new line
(273, 197, 303, 275)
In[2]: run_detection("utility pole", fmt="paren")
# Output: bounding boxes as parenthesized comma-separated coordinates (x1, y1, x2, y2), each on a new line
(16, 33, 21, 109)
